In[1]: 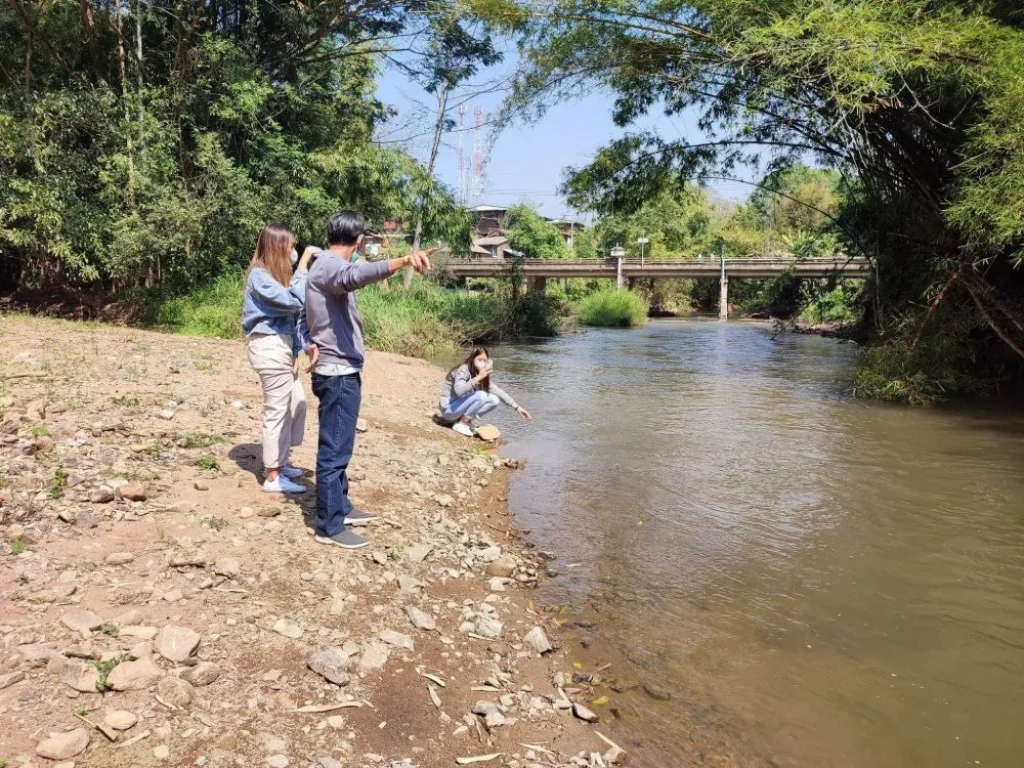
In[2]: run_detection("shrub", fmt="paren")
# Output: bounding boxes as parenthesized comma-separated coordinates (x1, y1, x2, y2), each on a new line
(577, 289, 649, 327)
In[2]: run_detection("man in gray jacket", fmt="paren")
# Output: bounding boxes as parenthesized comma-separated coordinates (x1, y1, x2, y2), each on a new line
(300, 210, 432, 549)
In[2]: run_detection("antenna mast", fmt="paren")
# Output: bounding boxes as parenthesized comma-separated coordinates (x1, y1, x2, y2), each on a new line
(471, 105, 486, 206)
(457, 103, 466, 206)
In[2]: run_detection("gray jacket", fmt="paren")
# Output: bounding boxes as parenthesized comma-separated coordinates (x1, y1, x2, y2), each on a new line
(300, 254, 391, 369)
(439, 364, 518, 411)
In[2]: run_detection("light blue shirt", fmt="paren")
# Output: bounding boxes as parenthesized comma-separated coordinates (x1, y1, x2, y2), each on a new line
(242, 267, 308, 356)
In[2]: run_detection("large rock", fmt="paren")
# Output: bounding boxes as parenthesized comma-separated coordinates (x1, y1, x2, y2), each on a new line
(308, 649, 351, 686)
(108, 656, 163, 691)
(104, 710, 138, 730)
(405, 606, 436, 631)
(90, 487, 115, 503)
(36, 728, 90, 760)
(485, 558, 517, 578)
(523, 626, 553, 655)
(117, 482, 148, 501)
(572, 701, 599, 723)
(60, 659, 100, 693)
(105, 551, 135, 566)
(181, 662, 221, 687)
(476, 546, 501, 564)
(60, 610, 103, 634)
(154, 625, 200, 662)
(157, 676, 194, 708)
(214, 556, 241, 578)
(358, 642, 390, 673)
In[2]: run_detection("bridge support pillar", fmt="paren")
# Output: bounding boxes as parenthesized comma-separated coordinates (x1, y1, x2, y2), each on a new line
(719, 275, 729, 321)
(616, 257, 624, 289)
(527, 276, 547, 294)
(627, 277, 637, 290)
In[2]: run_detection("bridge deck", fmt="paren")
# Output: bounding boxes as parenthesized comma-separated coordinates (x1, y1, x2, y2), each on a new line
(448, 257, 871, 280)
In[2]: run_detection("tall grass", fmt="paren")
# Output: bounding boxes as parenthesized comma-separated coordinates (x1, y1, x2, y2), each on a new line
(139, 270, 506, 357)
(577, 289, 650, 327)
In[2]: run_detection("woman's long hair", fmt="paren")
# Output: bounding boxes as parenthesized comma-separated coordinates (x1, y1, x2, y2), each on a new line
(248, 224, 295, 287)
(454, 345, 490, 392)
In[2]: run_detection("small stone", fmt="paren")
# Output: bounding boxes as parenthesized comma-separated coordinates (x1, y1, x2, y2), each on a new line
(214, 556, 240, 578)
(355, 418, 368, 433)
(194, 481, 209, 491)
(379, 629, 414, 651)
(476, 546, 501, 563)
(182, 662, 221, 687)
(120, 625, 159, 640)
(308, 649, 351, 686)
(104, 710, 138, 730)
(472, 700, 506, 729)
(60, 610, 103, 634)
(572, 701, 599, 722)
(397, 575, 422, 592)
(155, 626, 201, 662)
(0, 671, 25, 690)
(358, 642, 390, 673)
(318, 759, 343, 768)
(405, 606, 435, 631)
(157, 676, 194, 708)
(257, 507, 280, 518)
(643, 683, 672, 701)
(117, 482, 148, 501)
(405, 544, 433, 563)
(105, 551, 135, 566)
(163, 588, 184, 602)
(154, 744, 170, 759)
(485, 558, 516, 578)
(487, 577, 508, 592)
(107, 656, 163, 690)
(231, 400, 244, 409)
(474, 615, 503, 639)
(60, 659, 100, 693)
(36, 728, 90, 760)
(523, 626, 553, 655)
(273, 618, 303, 639)
(159, 409, 176, 420)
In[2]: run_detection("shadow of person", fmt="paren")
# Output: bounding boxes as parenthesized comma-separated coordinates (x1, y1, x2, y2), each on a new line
(228, 442, 316, 529)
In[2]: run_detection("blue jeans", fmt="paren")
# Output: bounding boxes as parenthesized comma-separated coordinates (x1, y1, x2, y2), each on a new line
(311, 372, 360, 537)
(442, 390, 500, 423)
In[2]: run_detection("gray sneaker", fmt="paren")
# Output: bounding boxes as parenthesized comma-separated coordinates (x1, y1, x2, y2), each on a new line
(345, 508, 377, 525)
(314, 530, 370, 549)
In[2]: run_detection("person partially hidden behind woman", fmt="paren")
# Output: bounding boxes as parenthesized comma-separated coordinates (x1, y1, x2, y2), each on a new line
(241, 223, 319, 493)
(438, 346, 531, 436)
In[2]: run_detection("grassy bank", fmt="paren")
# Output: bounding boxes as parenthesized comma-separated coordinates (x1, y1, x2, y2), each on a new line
(577, 289, 650, 327)
(139, 271, 504, 357)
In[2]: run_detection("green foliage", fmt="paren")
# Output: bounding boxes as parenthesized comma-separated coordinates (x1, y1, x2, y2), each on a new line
(482, 0, 1024, 401)
(195, 456, 220, 472)
(94, 655, 128, 693)
(505, 205, 570, 259)
(101, 624, 119, 637)
(141, 272, 245, 339)
(176, 432, 224, 450)
(47, 469, 67, 499)
(0, 0, 470, 295)
(8, 540, 26, 556)
(110, 395, 141, 407)
(578, 290, 650, 328)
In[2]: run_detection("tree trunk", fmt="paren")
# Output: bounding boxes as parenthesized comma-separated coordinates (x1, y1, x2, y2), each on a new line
(404, 81, 450, 288)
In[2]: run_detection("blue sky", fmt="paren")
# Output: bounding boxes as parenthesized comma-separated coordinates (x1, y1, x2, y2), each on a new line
(375, 58, 756, 221)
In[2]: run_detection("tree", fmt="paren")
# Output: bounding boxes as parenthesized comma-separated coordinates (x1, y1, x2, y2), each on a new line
(505, 204, 569, 258)
(476, 0, 1024, 399)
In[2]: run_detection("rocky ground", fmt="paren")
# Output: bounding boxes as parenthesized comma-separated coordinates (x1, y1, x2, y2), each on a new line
(0, 316, 629, 768)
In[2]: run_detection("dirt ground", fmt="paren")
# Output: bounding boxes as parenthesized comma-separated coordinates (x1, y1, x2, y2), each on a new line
(0, 316, 630, 768)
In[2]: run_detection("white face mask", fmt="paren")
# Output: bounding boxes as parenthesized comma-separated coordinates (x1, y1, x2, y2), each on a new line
(290, 249, 299, 265)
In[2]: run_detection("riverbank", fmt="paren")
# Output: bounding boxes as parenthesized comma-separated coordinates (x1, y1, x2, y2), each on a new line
(0, 316, 628, 768)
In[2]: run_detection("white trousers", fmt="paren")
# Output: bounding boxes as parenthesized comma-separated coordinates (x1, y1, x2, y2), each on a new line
(247, 333, 306, 470)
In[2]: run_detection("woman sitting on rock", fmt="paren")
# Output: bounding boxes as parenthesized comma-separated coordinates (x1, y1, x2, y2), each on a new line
(438, 346, 531, 436)
(242, 223, 319, 493)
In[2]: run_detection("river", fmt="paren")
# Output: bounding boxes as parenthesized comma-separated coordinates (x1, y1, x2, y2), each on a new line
(471, 318, 1024, 768)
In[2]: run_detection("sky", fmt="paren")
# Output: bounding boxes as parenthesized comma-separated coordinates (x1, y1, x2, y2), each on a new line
(375, 56, 758, 222)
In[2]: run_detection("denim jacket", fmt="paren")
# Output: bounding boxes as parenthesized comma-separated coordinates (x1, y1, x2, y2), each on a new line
(242, 267, 308, 356)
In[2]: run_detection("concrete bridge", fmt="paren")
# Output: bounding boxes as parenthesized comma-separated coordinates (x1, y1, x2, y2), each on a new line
(447, 256, 872, 319)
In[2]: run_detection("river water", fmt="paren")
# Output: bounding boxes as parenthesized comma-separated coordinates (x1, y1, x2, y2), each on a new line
(479, 318, 1024, 768)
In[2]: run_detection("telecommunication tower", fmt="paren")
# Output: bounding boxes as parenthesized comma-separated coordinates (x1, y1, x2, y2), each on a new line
(470, 105, 486, 205)
(456, 104, 467, 206)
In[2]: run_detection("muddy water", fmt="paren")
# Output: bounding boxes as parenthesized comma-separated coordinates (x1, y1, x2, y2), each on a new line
(484, 319, 1024, 768)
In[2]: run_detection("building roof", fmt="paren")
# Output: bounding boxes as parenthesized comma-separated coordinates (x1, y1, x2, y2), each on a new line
(468, 205, 509, 213)
(473, 235, 510, 246)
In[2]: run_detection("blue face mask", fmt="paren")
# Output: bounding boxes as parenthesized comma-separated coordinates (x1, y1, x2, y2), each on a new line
(351, 252, 360, 263)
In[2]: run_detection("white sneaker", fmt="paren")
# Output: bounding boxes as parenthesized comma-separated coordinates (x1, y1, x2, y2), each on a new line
(452, 422, 475, 437)
(281, 465, 303, 479)
(262, 476, 306, 494)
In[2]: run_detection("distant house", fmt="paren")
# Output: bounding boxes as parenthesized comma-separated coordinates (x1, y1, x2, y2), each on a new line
(470, 234, 518, 260)
(545, 218, 586, 249)
(468, 204, 509, 237)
